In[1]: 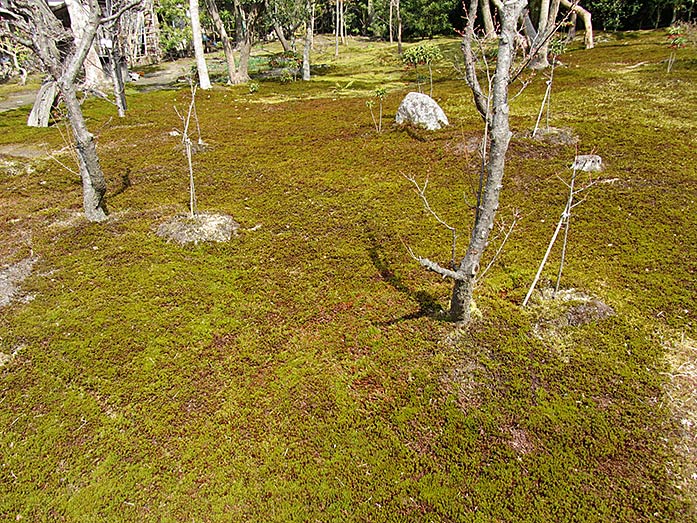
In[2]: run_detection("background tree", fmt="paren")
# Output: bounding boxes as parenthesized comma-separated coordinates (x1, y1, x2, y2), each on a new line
(203, 0, 239, 84)
(65, 0, 108, 87)
(232, 1, 265, 83)
(190, 0, 212, 89)
(0, 0, 139, 222)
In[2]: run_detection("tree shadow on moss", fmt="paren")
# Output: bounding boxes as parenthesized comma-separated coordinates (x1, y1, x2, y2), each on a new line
(367, 233, 445, 324)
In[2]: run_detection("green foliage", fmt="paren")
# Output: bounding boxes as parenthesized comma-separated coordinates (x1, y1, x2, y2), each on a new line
(667, 25, 689, 48)
(248, 81, 260, 93)
(402, 43, 443, 68)
(585, 0, 642, 31)
(157, 0, 192, 58)
(401, 0, 457, 38)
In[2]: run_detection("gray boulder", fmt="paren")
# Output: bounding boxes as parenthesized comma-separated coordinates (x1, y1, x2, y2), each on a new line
(395, 92, 449, 131)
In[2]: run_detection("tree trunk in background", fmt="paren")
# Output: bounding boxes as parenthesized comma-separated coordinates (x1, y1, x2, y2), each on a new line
(204, 0, 238, 84)
(531, 0, 561, 69)
(27, 81, 57, 127)
(108, 38, 127, 117)
(335, 1, 340, 56)
(65, 0, 108, 87)
(560, 0, 593, 48)
(303, 9, 311, 81)
(389, 0, 393, 43)
(273, 20, 292, 52)
(481, 0, 496, 39)
(397, 0, 402, 54)
(564, 11, 577, 43)
(190, 0, 211, 89)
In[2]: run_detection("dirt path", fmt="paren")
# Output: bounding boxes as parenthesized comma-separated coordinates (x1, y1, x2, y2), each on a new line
(0, 56, 195, 113)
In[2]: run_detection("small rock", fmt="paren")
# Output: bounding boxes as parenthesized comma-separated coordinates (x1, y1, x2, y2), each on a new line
(572, 154, 604, 172)
(395, 92, 449, 131)
(566, 300, 615, 327)
(157, 213, 239, 245)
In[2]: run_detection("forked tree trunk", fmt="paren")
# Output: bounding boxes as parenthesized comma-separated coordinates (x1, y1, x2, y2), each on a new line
(203, 0, 237, 84)
(190, 0, 211, 89)
(232, 34, 253, 84)
(3, 0, 139, 222)
(530, 0, 561, 69)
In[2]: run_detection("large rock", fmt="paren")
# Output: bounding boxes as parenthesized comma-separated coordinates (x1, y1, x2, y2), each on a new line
(395, 92, 449, 131)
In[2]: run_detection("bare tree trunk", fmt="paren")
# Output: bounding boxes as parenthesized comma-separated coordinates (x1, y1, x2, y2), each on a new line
(232, 33, 252, 83)
(27, 81, 58, 128)
(560, 0, 593, 48)
(389, 0, 393, 43)
(3, 0, 141, 221)
(450, 0, 526, 322)
(335, 1, 340, 56)
(104, 18, 128, 118)
(530, 0, 561, 69)
(190, 0, 211, 89)
(340, 0, 346, 44)
(273, 21, 292, 52)
(310, 2, 315, 49)
(65, 0, 108, 87)
(203, 0, 238, 84)
(60, 79, 108, 221)
(481, 0, 496, 39)
(397, 0, 402, 54)
(564, 11, 577, 43)
(108, 43, 127, 117)
(302, 1, 311, 81)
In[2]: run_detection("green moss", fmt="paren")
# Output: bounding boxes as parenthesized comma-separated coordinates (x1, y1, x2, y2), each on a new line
(0, 30, 695, 521)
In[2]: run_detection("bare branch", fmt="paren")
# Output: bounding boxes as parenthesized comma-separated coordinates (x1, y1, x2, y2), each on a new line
(476, 212, 519, 282)
(461, 0, 490, 122)
(101, 0, 141, 26)
(405, 243, 465, 281)
(403, 173, 456, 234)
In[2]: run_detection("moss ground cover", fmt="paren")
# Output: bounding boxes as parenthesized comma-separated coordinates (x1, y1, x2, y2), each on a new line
(0, 32, 695, 521)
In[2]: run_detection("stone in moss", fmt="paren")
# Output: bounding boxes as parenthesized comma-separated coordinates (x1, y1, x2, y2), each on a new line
(156, 213, 239, 245)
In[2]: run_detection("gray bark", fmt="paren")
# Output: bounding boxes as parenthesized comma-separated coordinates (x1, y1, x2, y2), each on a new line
(2, 0, 139, 221)
(203, 0, 238, 84)
(65, 0, 108, 87)
(530, 0, 561, 69)
(302, 5, 311, 81)
(190, 0, 211, 89)
(396, 0, 402, 55)
(481, 0, 496, 39)
(27, 81, 57, 128)
(273, 20, 292, 52)
(229, 2, 262, 83)
(106, 29, 127, 117)
(449, 0, 526, 323)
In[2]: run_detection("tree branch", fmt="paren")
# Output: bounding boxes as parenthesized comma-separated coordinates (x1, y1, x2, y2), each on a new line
(461, 0, 490, 123)
(405, 243, 465, 281)
(101, 0, 141, 26)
